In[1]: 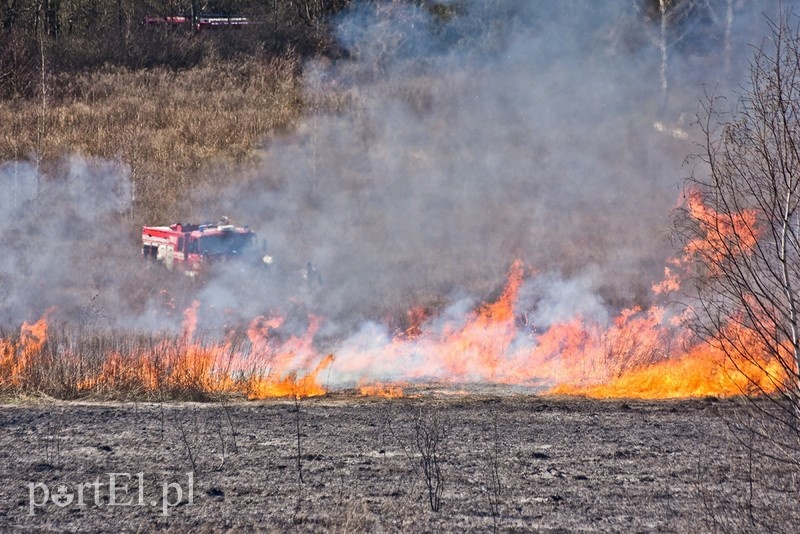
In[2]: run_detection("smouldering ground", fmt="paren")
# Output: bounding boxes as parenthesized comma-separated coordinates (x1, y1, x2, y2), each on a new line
(0, 394, 778, 532)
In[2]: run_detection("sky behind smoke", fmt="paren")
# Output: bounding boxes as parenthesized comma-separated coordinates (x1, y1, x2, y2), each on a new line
(1, 1, 796, 336)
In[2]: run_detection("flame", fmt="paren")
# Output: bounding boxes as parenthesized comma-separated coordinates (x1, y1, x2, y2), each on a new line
(544, 192, 779, 399)
(0, 260, 784, 401)
(400, 306, 430, 340)
(0, 312, 51, 391)
(248, 354, 334, 399)
(325, 253, 783, 399)
(0, 197, 790, 401)
(68, 306, 332, 399)
(359, 382, 406, 398)
(550, 328, 785, 399)
(682, 190, 760, 273)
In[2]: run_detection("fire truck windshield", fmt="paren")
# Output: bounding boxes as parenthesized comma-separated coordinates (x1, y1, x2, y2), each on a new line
(198, 233, 253, 255)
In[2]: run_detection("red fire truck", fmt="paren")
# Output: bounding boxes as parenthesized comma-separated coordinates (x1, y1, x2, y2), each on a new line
(142, 219, 271, 275)
(143, 14, 253, 32)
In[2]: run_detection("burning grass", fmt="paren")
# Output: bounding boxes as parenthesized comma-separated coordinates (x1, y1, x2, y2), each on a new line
(359, 382, 407, 398)
(0, 306, 333, 401)
(0, 191, 791, 403)
(0, 257, 787, 402)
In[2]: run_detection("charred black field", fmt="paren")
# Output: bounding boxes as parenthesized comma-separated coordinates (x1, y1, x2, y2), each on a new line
(0, 394, 787, 532)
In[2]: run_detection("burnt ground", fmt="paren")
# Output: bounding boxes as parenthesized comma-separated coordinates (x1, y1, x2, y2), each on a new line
(0, 393, 794, 533)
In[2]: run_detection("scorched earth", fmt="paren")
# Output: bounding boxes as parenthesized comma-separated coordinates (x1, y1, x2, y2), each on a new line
(0, 393, 780, 532)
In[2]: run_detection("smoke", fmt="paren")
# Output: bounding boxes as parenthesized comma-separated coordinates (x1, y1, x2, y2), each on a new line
(517, 270, 610, 331)
(1, 1, 794, 347)
(195, 0, 781, 333)
(0, 157, 172, 330)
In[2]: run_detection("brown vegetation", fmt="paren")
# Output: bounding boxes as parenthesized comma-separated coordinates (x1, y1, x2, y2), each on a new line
(0, 314, 334, 401)
(2, 4, 799, 531)
(0, 58, 305, 223)
(0, 1, 355, 224)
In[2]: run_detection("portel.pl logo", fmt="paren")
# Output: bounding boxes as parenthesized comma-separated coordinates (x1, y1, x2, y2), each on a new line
(27, 472, 194, 516)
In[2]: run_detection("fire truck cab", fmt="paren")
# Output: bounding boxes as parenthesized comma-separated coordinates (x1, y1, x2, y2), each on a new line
(142, 220, 268, 274)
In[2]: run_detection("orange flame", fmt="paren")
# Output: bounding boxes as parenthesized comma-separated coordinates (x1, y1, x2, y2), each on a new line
(328, 254, 783, 399)
(70, 307, 332, 399)
(359, 382, 406, 398)
(248, 354, 334, 399)
(0, 196, 789, 401)
(682, 190, 760, 273)
(0, 312, 50, 391)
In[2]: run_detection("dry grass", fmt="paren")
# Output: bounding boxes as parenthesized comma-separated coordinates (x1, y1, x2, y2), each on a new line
(0, 322, 300, 402)
(0, 57, 305, 223)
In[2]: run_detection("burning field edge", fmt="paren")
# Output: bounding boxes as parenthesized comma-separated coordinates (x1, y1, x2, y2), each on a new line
(0, 255, 788, 404)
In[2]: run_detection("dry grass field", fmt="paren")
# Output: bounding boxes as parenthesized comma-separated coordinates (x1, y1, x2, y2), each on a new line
(0, 393, 792, 533)
(0, 58, 313, 224)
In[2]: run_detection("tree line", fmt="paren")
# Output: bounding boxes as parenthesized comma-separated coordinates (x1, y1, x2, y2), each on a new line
(0, 1, 351, 36)
(0, 0, 351, 99)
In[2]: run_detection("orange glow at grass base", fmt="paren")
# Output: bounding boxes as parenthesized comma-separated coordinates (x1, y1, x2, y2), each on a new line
(247, 354, 334, 399)
(0, 245, 792, 402)
(359, 382, 406, 398)
(1, 306, 334, 400)
(550, 345, 785, 399)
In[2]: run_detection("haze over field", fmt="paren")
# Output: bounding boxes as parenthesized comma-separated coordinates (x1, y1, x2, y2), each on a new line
(194, 1, 780, 332)
(0, 1, 792, 343)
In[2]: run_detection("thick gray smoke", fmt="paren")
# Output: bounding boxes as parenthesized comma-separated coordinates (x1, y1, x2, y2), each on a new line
(195, 1, 784, 334)
(0, 158, 137, 327)
(0, 1, 794, 338)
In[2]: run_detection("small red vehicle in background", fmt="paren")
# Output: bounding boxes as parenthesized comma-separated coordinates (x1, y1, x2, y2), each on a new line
(143, 14, 253, 32)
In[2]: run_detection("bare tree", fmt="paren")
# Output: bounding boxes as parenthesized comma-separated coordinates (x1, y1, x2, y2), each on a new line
(414, 405, 448, 513)
(291, 0, 349, 28)
(680, 10, 800, 410)
(636, 0, 743, 105)
(483, 405, 504, 532)
(676, 10, 800, 531)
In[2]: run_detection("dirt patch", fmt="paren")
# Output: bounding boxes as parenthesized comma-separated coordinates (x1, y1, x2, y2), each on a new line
(0, 394, 783, 532)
